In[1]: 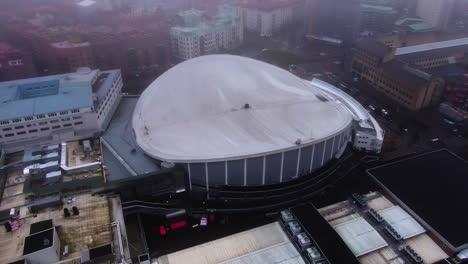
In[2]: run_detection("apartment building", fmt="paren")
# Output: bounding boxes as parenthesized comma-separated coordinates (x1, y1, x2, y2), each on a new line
(0, 68, 122, 153)
(0, 42, 38, 82)
(171, 6, 243, 61)
(242, 0, 302, 37)
(416, 0, 455, 30)
(48, 41, 95, 74)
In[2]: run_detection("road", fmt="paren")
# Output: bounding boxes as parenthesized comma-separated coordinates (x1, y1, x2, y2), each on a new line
(325, 73, 468, 160)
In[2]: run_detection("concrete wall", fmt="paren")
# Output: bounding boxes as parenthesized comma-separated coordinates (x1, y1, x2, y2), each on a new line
(24, 228, 60, 264)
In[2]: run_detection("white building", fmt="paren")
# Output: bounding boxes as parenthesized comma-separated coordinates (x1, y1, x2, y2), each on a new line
(416, 0, 455, 30)
(170, 6, 244, 61)
(132, 55, 383, 188)
(0, 68, 122, 153)
(242, 0, 300, 37)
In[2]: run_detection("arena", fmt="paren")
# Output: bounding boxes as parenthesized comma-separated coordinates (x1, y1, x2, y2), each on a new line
(132, 55, 383, 188)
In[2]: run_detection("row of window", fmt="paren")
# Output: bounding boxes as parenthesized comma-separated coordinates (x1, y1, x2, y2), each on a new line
(98, 88, 120, 119)
(2, 116, 82, 132)
(0, 109, 81, 126)
(0, 122, 84, 138)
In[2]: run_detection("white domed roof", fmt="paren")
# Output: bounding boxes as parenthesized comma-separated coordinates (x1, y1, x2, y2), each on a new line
(132, 55, 352, 162)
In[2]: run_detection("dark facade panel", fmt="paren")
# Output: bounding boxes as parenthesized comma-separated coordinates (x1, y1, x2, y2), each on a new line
(299, 145, 313, 176)
(282, 150, 299, 182)
(208, 162, 226, 186)
(265, 153, 282, 184)
(246, 157, 263, 185)
(333, 134, 341, 155)
(227, 159, 244, 186)
(323, 138, 334, 162)
(312, 141, 325, 171)
(190, 163, 206, 186)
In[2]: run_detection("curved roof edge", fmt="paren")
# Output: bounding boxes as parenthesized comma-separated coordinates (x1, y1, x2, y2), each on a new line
(311, 78, 384, 142)
(135, 122, 352, 163)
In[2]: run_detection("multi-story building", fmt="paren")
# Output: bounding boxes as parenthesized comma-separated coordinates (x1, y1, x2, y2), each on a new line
(360, 3, 399, 33)
(0, 43, 37, 82)
(350, 39, 444, 110)
(394, 37, 468, 70)
(448, 73, 468, 109)
(242, 0, 302, 37)
(0, 68, 122, 153)
(171, 6, 243, 61)
(307, 0, 361, 45)
(416, 0, 455, 30)
(48, 41, 95, 74)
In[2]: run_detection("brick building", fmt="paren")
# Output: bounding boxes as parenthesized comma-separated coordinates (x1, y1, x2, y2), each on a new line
(0, 43, 38, 81)
(48, 41, 95, 74)
(350, 39, 444, 110)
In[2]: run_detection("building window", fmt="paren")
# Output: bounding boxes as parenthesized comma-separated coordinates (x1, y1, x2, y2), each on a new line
(24, 116, 34, 121)
(71, 109, 80, 113)
(72, 116, 82, 120)
(8, 59, 23, 66)
(3, 127, 12, 131)
(63, 123, 72, 127)
(17, 131, 26, 135)
(37, 114, 46, 119)
(12, 118, 22, 123)
(61, 118, 71, 122)
(74, 121, 83, 126)
(29, 129, 38, 133)
(50, 120, 59, 124)
(48, 113, 57, 117)
(5, 133, 14, 137)
(0, 120, 9, 125)
(38, 121, 48, 126)
(59, 111, 69, 115)
(52, 125, 61, 129)
(40, 127, 50, 131)
(14, 125, 24, 129)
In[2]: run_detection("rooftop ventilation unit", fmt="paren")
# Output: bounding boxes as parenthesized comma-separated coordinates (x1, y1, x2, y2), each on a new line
(280, 210, 294, 222)
(288, 221, 302, 234)
(385, 225, 402, 241)
(351, 193, 367, 207)
(402, 245, 424, 264)
(297, 232, 311, 248)
(368, 208, 384, 223)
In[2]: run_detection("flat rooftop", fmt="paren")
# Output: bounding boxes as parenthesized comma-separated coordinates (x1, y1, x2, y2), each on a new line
(290, 204, 361, 264)
(0, 193, 113, 263)
(395, 37, 468, 56)
(156, 222, 305, 264)
(368, 149, 468, 251)
(318, 192, 449, 263)
(102, 96, 160, 181)
(0, 71, 96, 121)
(0, 69, 119, 121)
(333, 217, 388, 257)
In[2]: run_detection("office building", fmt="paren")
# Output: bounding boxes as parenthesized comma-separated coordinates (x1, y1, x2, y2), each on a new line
(0, 68, 122, 153)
